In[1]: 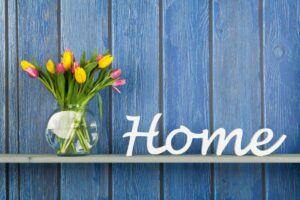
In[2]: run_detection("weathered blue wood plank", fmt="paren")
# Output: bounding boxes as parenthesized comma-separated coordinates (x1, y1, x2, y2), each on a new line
(7, 0, 19, 199)
(18, 0, 58, 199)
(212, 0, 262, 199)
(264, 0, 300, 199)
(0, 0, 7, 199)
(112, 0, 160, 199)
(163, 0, 210, 199)
(60, 1, 109, 199)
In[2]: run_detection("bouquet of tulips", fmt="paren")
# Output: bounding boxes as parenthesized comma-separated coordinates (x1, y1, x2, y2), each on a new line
(20, 49, 125, 155)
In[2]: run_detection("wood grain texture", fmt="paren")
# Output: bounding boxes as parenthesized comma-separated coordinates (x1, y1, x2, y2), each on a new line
(264, 0, 300, 199)
(17, 0, 58, 199)
(212, 0, 262, 199)
(0, 0, 6, 199)
(111, 0, 160, 199)
(7, 0, 19, 199)
(60, 0, 109, 199)
(163, 0, 210, 199)
(1, 1, 300, 199)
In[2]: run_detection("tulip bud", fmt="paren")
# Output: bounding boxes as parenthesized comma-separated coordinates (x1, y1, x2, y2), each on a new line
(25, 67, 39, 78)
(98, 55, 113, 69)
(20, 60, 36, 71)
(71, 62, 79, 74)
(74, 67, 87, 84)
(113, 79, 126, 87)
(110, 68, 122, 79)
(112, 86, 121, 94)
(56, 63, 66, 74)
(96, 54, 103, 62)
(46, 59, 56, 74)
(62, 48, 73, 71)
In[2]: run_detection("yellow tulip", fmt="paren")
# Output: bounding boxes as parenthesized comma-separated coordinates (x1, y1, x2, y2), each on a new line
(98, 55, 113, 69)
(62, 49, 73, 71)
(20, 60, 36, 71)
(74, 67, 86, 84)
(46, 59, 56, 74)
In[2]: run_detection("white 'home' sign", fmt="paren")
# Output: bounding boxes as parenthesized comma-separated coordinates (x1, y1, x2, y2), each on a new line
(123, 113, 287, 157)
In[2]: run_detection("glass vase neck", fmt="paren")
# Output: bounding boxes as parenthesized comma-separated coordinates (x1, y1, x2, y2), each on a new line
(60, 104, 86, 110)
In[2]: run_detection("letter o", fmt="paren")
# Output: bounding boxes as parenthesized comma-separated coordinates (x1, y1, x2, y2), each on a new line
(165, 126, 193, 155)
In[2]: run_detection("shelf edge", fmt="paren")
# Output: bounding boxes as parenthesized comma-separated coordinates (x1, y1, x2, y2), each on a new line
(0, 154, 299, 163)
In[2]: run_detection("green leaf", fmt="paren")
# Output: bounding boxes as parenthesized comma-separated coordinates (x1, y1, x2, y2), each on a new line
(71, 82, 79, 104)
(84, 62, 98, 73)
(91, 49, 98, 62)
(44, 71, 55, 90)
(94, 68, 112, 86)
(102, 49, 110, 56)
(102, 78, 116, 88)
(96, 70, 106, 83)
(31, 58, 42, 71)
(57, 72, 65, 102)
(100, 69, 112, 84)
(82, 74, 94, 94)
(66, 72, 75, 103)
(97, 94, 103, 120)
(80, 51, 86, 67)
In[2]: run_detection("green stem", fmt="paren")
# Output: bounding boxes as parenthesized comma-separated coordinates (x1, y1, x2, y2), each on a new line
(70, 143, 76, 153)
(76, 128, 89, 152)
(59, 109, 91, 154)
(38, 77, 57, 99)
(81, 118, 90, 143)
(61, 128, 76, 153)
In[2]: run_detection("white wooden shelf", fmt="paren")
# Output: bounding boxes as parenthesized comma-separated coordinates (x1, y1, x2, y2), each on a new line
(0, 154, 300, 163)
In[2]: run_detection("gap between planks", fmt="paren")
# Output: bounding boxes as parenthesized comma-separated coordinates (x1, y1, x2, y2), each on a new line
(0, 154, 299, 163)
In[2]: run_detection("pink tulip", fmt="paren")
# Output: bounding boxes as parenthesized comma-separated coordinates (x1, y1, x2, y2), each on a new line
(113, 79, 126, 87)
(56, 63, 66, 74)
(96, 54, 103, 62)
(25, 67, 39, 78)
(112, 86, 121, 94)
(71, 62, 79, 73)
(110, 68, 122, 79)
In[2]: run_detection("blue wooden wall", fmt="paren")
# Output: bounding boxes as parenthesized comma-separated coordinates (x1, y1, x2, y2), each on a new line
(0, 0, 299, 199)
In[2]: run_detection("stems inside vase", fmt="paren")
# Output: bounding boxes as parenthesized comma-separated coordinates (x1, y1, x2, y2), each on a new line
(58, 106, 91, 155)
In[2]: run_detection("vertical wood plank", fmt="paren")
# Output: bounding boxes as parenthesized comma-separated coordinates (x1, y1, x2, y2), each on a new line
(162, 0, 211, 199)
(212, 0, 262, 199)
(264, 0, 300, 199)
(18, 1, 58, 199)
(0, 0, 7, 199)
(8, 0, 19, 199)
(112, 0, 160, 199)
(60, 1, 109, 199)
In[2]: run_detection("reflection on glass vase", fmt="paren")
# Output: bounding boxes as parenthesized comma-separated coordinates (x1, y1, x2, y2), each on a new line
(45, 104, 98, 156)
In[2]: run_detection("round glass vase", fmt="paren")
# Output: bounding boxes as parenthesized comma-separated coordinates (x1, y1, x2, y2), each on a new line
(45, 104, 99, 156)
